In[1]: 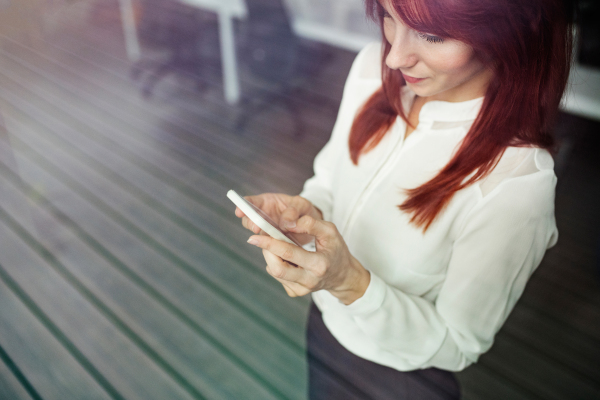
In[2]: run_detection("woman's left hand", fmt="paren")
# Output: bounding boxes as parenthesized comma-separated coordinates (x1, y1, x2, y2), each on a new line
(247, 215, 371, 305)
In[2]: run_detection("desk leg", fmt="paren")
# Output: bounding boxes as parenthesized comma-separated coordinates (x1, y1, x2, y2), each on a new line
(218, 13, 241, 104)
(119, 0, 141, 61)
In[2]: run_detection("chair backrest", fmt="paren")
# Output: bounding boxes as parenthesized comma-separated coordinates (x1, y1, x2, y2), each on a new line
(241, 0, 298, 81)
(137, 0, 206, 47)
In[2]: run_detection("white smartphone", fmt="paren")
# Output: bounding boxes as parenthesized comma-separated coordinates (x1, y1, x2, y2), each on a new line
(227, 190, 301, 247)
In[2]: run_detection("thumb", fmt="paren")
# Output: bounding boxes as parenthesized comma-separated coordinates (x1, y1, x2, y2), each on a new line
(279, 207, 300, 230)
(289, 215, 336, 239)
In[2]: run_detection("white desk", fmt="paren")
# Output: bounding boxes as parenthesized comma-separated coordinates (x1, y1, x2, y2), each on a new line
(119, 0, 141, 61)
(282, 0, 378, 52)
(120, 0, 247, 104)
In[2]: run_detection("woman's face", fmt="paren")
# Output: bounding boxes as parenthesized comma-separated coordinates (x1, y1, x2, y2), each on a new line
(381, 2, 493, 102)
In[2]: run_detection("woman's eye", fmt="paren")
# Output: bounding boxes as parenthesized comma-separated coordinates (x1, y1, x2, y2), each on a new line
(382, 10, 392, 19)
(417, 32, 444, 43)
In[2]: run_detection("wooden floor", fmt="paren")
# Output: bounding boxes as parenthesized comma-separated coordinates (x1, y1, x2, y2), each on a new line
(0, 1, 599, 399)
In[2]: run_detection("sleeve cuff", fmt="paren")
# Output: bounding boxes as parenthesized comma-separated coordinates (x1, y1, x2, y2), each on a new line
(341, 271, 386, 316)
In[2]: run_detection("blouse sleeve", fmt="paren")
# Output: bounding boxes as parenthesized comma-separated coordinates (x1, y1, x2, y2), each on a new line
(300, 43, 382, 221)
(340, 166, 558, 370)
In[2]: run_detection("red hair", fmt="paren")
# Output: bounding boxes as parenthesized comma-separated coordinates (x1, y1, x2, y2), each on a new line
(350, 0, 573, 230)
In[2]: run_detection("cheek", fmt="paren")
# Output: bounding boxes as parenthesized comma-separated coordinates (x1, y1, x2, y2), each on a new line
(425, 46, 480, 77)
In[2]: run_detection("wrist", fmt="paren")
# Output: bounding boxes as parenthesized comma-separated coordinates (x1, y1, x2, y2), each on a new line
(329, 258, 371, 305)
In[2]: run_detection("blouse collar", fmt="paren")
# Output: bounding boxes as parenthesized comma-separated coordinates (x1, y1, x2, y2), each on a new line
(401, 86, 484, 123)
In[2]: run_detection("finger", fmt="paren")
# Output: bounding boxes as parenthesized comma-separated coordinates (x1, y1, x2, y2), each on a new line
(236, 205, 262, 234)
(234, 206, 245, 218)
(279, 207, 300, 230)
(262, 249, 306, 281)
(289, 196, 324, 220)
(272, 275, 311, 297)
(248, 235, 310, 266)
(240, 216, 262, 234)
(287, 215, 337, 239)
(265, 262, 310, 297)
(243, 195, 267, 210)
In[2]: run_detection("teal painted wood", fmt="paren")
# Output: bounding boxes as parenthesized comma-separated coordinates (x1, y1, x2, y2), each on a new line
(0, 42, 316, 195)
(0, 208, 205, 400)
(0, 87, 303, 316)
(0, 263, 122, 400)
(0, 39, 312, 396)
(0, 118, 309, 350)
(0, 344, 40, 400)
(0, 139, 307, 399)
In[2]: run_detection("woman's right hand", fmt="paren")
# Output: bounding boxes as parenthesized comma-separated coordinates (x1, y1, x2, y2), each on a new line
(234, 193, 322, 245)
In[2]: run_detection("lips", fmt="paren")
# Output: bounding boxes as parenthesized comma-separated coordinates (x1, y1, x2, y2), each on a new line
(402, 73, 426, 84)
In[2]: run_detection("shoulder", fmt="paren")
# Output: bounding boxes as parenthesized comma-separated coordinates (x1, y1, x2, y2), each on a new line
(348, 42, 383, 82)
(460, 147, 557, 237)
(453, 147, 557, 244)
(336, 42, 385, 125)
(342, 42, 383, 96)
(478, 147, 556, 201)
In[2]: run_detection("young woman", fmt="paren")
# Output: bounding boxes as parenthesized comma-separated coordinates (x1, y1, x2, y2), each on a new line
(235, 0, 572, 398)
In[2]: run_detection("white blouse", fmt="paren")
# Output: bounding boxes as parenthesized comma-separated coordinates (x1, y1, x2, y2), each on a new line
(300, 43, 558, 371)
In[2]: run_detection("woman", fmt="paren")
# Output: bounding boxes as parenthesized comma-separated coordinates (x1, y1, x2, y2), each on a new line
(235, 0, 572, 398)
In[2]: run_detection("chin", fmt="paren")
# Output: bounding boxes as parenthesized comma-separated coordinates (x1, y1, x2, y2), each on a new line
(408, 86, 435, 98)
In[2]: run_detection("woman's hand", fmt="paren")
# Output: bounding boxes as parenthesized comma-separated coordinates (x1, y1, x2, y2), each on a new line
(234, 193, 322, 245)
(247, 215, 371, 305)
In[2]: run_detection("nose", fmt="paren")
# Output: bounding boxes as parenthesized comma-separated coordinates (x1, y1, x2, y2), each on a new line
(385, 26, 419, 70)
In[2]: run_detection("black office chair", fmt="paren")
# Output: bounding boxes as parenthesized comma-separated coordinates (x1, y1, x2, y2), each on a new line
(234, 0, 333, 139)
(131, 0, 219, 98)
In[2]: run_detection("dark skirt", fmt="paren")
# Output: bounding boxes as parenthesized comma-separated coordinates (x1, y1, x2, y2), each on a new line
(306, 303, 460, 400)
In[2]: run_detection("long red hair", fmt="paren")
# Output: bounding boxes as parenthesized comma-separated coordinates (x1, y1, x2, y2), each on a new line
(349, 0, 573, 230)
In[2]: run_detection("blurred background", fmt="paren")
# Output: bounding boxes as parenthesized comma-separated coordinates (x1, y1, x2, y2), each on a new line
(0, 0, 598, 399)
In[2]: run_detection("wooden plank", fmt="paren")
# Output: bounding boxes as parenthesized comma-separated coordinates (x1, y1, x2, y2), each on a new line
(0, 39, 325, 190)
(0, 180, 291, 399)
(0, 123, 308, 353)
(0, 28, 314, 396)
(0, 108, 310, 337)
(0, 184, 302, 400)
(476, 333, 600, 400)
(0, 120, 309, 398)
(456, 363, 540, 400)
(502, 304, 600, 384)
(536, 250, 600, 299)
(0, 61, 310, 310)
(0, 273, 115, 400)
(517, 274, 600, 339)
(0, 84, 274, 275)
(0, 66, 308, 312)
(0, 345, 37, 400)
(0, 50, 295, 195)
(0, 207, 206, 400)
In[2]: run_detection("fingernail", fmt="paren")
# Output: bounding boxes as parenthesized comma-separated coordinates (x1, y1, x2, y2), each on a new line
(247, 237, 259, 245)
(284, 220, 296, 229)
